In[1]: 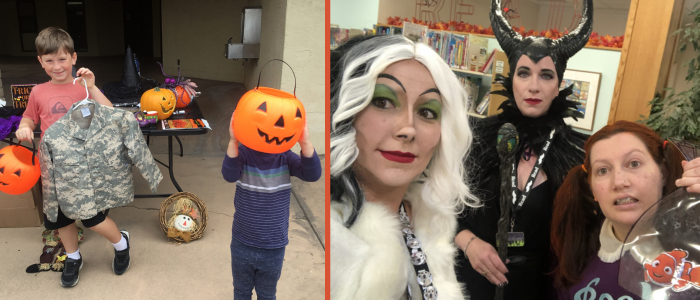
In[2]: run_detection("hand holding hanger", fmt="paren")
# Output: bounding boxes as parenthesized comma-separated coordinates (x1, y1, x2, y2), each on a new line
(72, 77, 91, 108)
(74, 68, 97, 90)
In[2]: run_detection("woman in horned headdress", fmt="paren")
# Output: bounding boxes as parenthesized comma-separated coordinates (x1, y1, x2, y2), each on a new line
(455, 1, 700, 299)
(453, 0, 594, 298)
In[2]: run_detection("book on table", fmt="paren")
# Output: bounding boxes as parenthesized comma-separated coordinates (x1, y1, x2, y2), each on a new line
(161, 119, 211, 130)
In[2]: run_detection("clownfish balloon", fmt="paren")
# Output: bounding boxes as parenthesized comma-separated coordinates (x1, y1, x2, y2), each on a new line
(643, 249, 700, 291)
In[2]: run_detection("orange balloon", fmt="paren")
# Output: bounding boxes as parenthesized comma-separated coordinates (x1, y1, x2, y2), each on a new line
(0, 146, 40, 195)
(233, 87, 305, 154)
(173, 86, 192, 108)
(140, 87, 176, 120)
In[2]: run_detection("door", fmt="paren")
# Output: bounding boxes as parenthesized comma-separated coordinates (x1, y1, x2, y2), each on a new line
(123, 0, 153, 57)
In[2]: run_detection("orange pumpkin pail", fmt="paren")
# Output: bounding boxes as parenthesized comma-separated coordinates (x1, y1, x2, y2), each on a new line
(0, 140, 40, 195)
(233, 60, 305, 154)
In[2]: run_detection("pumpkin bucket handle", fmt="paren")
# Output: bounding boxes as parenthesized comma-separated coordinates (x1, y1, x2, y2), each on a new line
(25, 139, 37, 166)
(1, 138, 37, 166)
(256, 59, 296, 97)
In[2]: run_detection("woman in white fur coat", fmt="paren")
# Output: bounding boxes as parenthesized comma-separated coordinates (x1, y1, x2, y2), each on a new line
(330, 35, 481, 300)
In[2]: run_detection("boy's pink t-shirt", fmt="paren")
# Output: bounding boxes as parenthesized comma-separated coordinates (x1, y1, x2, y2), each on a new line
(22, 81, 91, 135)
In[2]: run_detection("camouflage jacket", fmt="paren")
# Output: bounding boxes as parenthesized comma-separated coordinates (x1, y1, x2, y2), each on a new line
(40, 100, 162, 222)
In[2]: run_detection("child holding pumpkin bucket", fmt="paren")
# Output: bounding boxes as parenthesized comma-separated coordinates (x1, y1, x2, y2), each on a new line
(14, 27, 135, 288)
(222, 83, 322, 299)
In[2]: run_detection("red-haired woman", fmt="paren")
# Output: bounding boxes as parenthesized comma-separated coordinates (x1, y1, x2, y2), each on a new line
(551, 120, 690, 299)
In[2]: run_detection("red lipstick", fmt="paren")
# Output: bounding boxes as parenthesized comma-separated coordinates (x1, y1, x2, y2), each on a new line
(524, 98, 542, 105)
(380, 150, 416, 163)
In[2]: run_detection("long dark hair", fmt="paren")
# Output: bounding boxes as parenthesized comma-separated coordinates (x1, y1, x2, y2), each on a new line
(550, 120, 685, 288)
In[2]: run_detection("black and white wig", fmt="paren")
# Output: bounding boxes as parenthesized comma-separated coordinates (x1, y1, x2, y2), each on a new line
(330, 35, 480, 227)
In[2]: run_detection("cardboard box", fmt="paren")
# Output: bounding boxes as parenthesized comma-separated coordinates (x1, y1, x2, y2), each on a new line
(488, 50, 511, 116)
(0, 180, 43, 228)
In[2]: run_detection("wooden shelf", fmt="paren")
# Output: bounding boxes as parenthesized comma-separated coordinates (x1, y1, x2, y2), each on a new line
(376, 23, 622, 52)
(468, 112, 487, 118)
(451, 68, 492, 77)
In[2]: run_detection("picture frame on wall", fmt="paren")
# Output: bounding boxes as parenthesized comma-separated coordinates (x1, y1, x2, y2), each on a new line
(559, 69, 602, 131)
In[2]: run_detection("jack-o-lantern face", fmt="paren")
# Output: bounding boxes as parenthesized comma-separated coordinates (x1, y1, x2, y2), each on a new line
(0, 146, 41, 195)
(233, 87, 305, 154)
(140, 87, 176, 120)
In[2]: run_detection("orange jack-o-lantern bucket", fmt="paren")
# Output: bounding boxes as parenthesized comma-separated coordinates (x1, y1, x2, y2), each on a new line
(233, 59, 305, 154)
(0, 140, 40, 195)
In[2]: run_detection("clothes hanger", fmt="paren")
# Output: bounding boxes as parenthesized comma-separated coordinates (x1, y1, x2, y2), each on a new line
(72, 77, 92, 109)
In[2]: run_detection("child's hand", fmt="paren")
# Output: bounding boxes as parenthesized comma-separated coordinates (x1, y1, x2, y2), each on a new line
(229, 112, 238, 145)
(227, 112, 239, 158)
(298, 120, 314, 158)
(75, 68, 96, 89)
(298, 120, 310, 147)
(15, 126, 33, 142)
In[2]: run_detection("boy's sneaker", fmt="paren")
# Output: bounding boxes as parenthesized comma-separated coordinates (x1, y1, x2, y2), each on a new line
(112, 230, 130, 275)
(60, 256, 83, 287)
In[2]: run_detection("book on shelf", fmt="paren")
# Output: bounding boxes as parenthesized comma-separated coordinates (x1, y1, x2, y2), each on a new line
(161, 119, 211, 130)
(479, 49, 497, 73)
(457, 76, 482, 105)
(426, 30, 444, 55)
(402, 21, 427, 43)
(475, 92, 491, 115)
(440, 32, 452, 62)
(448, 34, 468, 70)
(331, 27, 349, 49)
(466, 35, 489, 72)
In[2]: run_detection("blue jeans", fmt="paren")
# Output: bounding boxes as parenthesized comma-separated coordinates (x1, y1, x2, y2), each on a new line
(230, 236, 286, 300)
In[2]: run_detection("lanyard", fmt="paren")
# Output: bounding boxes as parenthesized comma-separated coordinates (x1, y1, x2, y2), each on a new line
(398, 202, 438, 300)
(509, 129, 556, 218)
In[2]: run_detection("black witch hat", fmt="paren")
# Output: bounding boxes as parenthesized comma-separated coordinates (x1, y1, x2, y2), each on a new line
(491, 0, 593, 84)
(102, 46, 158, 104)
(121, 46, 139, 88)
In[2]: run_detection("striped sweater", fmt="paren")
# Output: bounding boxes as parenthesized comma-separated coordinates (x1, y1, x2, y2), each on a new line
(222, 144, 322, 249)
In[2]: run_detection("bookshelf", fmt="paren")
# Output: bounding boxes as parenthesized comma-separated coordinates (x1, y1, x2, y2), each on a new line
(451, 68, 492, 77)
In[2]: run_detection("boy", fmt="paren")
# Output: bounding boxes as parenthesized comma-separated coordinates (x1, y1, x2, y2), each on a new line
(222, 113, 322, 300)
(15, 27, 129, 288)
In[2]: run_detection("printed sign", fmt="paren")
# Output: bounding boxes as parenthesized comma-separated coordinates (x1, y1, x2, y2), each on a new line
(11, 84, 38, 108)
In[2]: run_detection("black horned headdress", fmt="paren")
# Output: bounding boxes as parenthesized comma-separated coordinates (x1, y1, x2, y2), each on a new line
(490, 0, 593, 84)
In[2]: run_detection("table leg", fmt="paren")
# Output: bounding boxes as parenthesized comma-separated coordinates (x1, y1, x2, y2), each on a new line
(169, 136, 183, 192)
(175, 136, 183, 157)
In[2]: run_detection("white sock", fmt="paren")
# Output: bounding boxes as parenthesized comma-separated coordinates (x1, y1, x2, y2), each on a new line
(67, 249, 81, 260)
(113, 235, 127, 251)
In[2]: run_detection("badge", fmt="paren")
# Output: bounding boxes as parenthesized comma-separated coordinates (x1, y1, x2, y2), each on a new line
(496, 232, 525, 247)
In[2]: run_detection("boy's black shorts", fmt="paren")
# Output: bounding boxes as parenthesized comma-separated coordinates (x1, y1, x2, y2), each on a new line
(43, 207, 108, 230)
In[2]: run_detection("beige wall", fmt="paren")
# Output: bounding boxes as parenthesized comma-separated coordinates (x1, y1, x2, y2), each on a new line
(374, 0, 627, 37)
(536, 3, 628, 37)
(282, 0, 325, 154)
(243, 0, 325, 154)
(377, 0, 540, 31)
(161, 0, 247, 82)
(244, 0, 286, 91)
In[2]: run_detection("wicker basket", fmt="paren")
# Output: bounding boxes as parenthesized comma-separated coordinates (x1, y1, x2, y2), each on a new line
(159, 192, 208, 242)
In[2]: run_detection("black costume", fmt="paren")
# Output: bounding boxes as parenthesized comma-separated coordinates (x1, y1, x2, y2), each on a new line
(455, 0, 593, 299)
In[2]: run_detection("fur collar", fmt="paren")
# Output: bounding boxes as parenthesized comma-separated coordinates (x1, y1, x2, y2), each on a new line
(330, 185, 465, 300)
